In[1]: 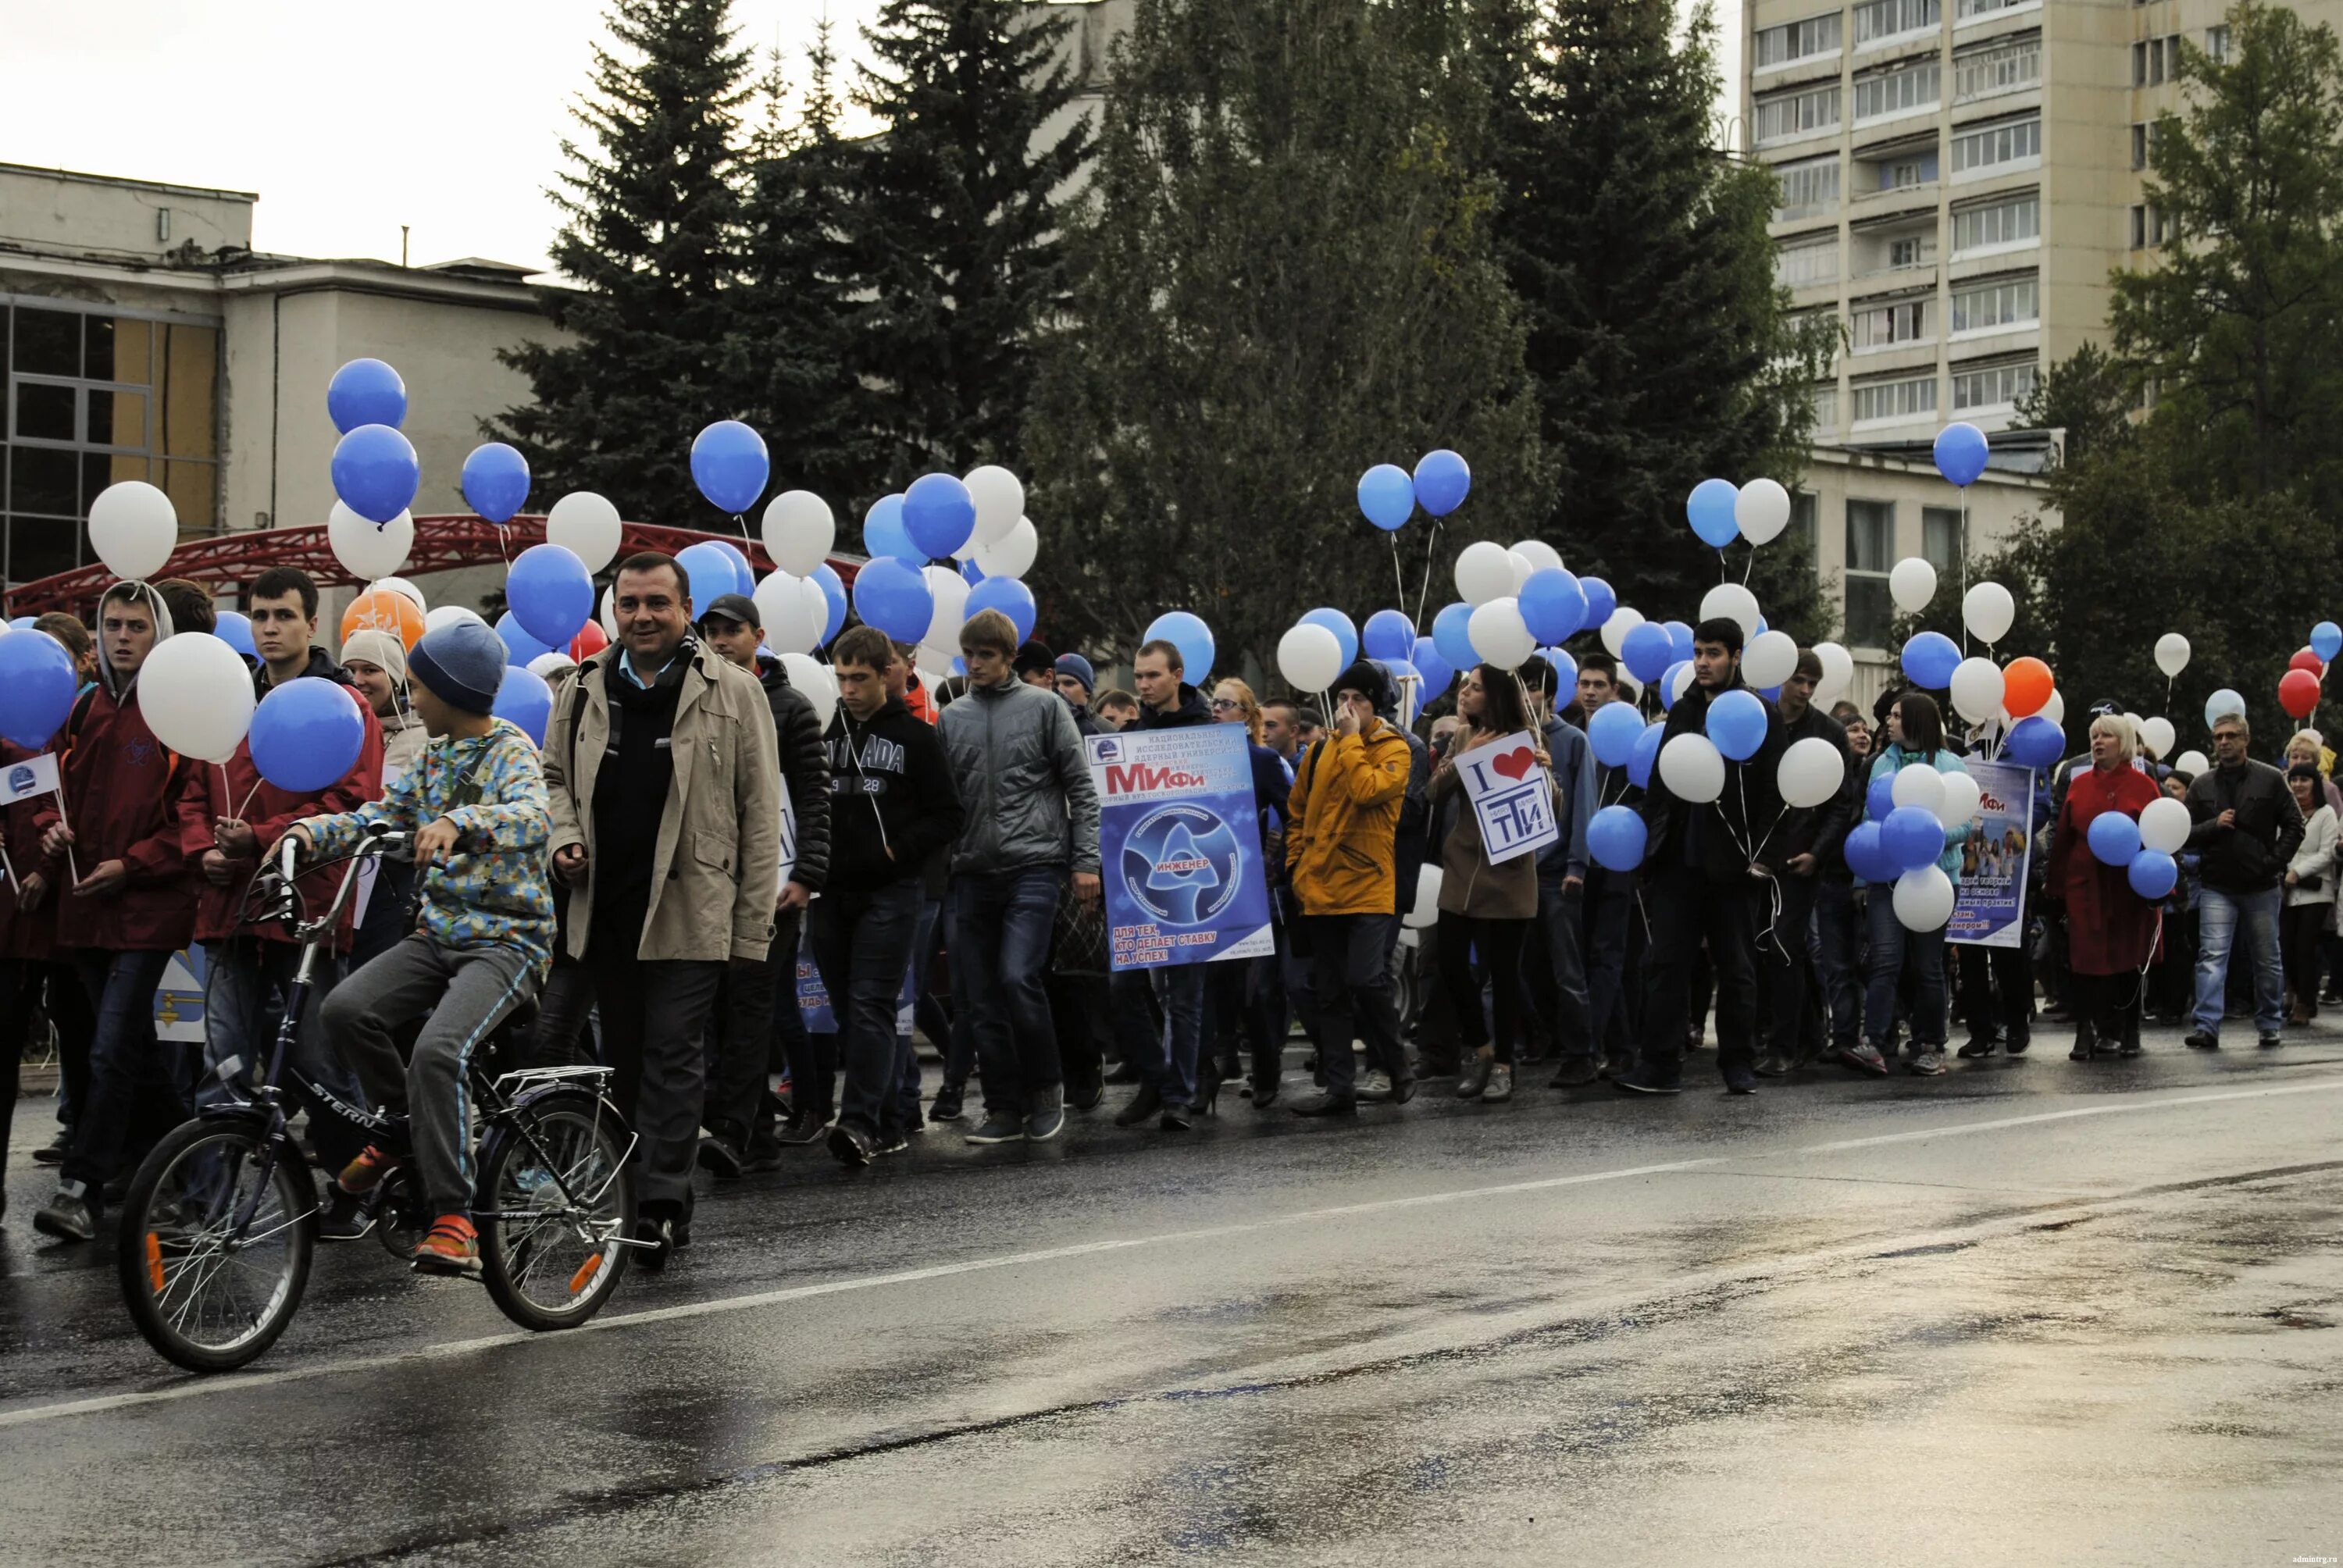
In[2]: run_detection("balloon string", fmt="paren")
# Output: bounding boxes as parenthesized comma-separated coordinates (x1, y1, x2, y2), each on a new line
(1415, 520, 1445, 629)
(234, 780, 264, 821)
(1390, 535, 1407, 615)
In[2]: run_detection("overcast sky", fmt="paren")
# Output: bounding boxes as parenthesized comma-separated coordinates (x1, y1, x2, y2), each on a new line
(1, 0, 1737, 276)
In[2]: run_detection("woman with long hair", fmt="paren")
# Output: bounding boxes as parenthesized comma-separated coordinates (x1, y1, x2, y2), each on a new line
(2045, 712, 2164, 1058)
(1211, 676, 1296, 1103)
(2280, 761, 2338, 1026)
(1847, 690, 1971, 1078)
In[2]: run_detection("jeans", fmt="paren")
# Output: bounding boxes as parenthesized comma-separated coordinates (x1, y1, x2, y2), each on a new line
(62, 949, 183, 1191)
(587, 934, 726, 1212)
(202, 936, 369, 1172)
(1581, 870, 1635, 1068)
(1813, 880, 1866, 1049)
(1529, 882, 1594, 1061)
(525, 953, 599, 1068)
(1866, 893, 1947, 1049)
(1636, 868, 1759, 1081)
(892, 897, 943, 1130)
(811, 882, 923, 1141)
(952, 868, 1064, 1118)
(1435, 909, 1533, 1064)
(2196, 885, 2285, 1035)
(1112, 964, 1207, 1107)
(1303, 912, 1407, 1099)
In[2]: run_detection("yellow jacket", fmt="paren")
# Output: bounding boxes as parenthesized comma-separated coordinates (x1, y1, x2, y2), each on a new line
(1286, 722, 1412, 917)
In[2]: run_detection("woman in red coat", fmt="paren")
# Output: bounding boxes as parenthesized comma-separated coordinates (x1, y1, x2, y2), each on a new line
(2047, 712, 2163, 1061)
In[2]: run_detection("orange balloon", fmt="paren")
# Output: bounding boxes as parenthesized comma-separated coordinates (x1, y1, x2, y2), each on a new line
(2002, 655, 2053, 718)
(341, 589, 425, 651)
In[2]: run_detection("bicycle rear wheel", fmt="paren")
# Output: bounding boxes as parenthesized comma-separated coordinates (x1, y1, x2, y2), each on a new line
(117, 1117, 315, 1372)
(474, 1086, 634, 1331)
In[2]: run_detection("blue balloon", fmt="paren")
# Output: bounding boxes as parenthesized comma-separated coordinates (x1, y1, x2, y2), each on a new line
(1588, 804, 1648, 873)
(960, 558, 986, 586)
(690, 419, 769, 514)
(1363, 609, 1416, 662)
(0, 629, 78, 748)
(1589, 701, 1645, 768)
(1665, 621, 1696, 667)
(852, 555, 934, 643)
(1413, 450, 1471, 518)
(460, 442, 530, 524)
(1144, 611, 1216, 686)
(326, 358, 406, 434)
(968, 576, 1037, 645)
(496, 612, 553, 668)
(2088, 808, 2142, 868)
(506, 543, 594, 648)
(812, 564, 847, 646)
(1432, 602, 1478, 673)
(1519, 567, 1588, 646)
(331, 423, 420, 524)
(2316, 622, 2343, 663)
(1758, 685, 1782, 704)
(1300, 608, 1359, 671)
(1658, 658, 1691, 711)
(675, 542, 742, 612)
(1410, 636, 1453, 703)
(2006, 715, 2065, 769)
(1882, 805, 1945, 874)
(1545, 647, 1578, 697)
(2204, 688, 2247, 729)
(249, 678, 366, 793)
(1357, 465, 1414, 531)
(1843, 821, 1894, 883)
(6, 617, 34, 633)
(862, 494, 913, 561)
(1629, 721, 1666, 789)
(1706, 688, 1768, 761)
(904, 472, 977, 560)
(2127, 847, 2179, 900)
(1901, 630, 1962, 689)
(492, 666, 553, 748)
(1579, 576, 1617, 630)
(1933, 422, 1989, 487)
(1621, 622, 1673, 683)
(709, 540, 756, 597)
(1867, 771, 1896, 821)
(214, 610, 256, 659)
(1687, 478, 1739, 548)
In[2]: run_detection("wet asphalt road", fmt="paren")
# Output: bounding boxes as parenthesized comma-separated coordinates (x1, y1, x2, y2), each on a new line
(4, 1028, 2342, 1567)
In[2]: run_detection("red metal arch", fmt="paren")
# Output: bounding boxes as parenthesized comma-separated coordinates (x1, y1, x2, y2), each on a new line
(4, 515, 857, 619)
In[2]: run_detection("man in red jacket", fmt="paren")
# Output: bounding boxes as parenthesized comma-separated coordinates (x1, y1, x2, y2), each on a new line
(31, 583, 202, 1242)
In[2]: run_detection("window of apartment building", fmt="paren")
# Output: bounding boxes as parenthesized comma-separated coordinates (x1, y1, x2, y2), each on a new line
(2207, 25, 2230, 63)
(1951, 273, 2038, 333)
(1881, 154, 1932, 191)
(1755, 11, 1844, 69)
(1776, 237, 1840, 288)
(1922, 506, 1965, 574)
(1852, 372, 1939, 425)
(1854, 59, 1940, 123)
(2128, 203, 2176, 248)
(1846, 500, 1899, 647)
(2134, 34, 2182, 86)
(1789, 490, 1822, 561)
(1887, 234, 1935, 269)
(1952, 356, 2038, 411)
(1954, 33, 2041, 102)
(1951, 115, 2040, 176)
(1951, 191, 2039, 254)
(1956, 0, 2037, 19)
(1811, 386, 1841, 434)
(2, 301, 219, 587)
(1774, 155, 1842, 221)
(1852, 295, 1933, 350)
(1856, 0, 1942, 48)
(1756, 83, 1842, 144)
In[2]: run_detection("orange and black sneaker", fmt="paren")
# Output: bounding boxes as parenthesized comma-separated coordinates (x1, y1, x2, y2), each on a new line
(337, 1144, 401, 1197)
(412, 1213, 480, 1278)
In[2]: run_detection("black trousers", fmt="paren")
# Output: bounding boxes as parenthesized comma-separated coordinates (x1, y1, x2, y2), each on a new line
(1756, 871, 1821, 1061)
(1956, 932, 2036, 1047)
(1435, 909, 1532, 1064)
(2068, 968, 2142, 1048)
(1303, 913, 1407, 1099)
(1582, 871, 1637, 1070)
(1638, 866, 1759, 1081)
(2282, 903, 2328, 1017)
(588, 933, 724, 1213)
(704, 907, 801, 1145)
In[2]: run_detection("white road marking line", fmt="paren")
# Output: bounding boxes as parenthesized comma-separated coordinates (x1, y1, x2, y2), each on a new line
(6, 1072, 2341, 1430)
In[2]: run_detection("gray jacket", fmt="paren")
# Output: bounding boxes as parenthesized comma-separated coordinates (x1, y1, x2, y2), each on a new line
(1535, 714, 1600, 886)
(938, 675, 1101, 876)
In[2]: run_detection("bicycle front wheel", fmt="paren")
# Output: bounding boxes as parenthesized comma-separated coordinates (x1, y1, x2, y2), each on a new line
(117, 1117, 316, 1373)
(474, 1086, 634, 1332)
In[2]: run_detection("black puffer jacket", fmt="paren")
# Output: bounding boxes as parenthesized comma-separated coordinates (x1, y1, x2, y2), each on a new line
(758, 654, 831, 894)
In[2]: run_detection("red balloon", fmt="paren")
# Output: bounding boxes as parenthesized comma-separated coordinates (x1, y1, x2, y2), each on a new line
(2291, 647, 2325, 675)
(569, 620, 609, 662)
(2280, 667, 2323, 718)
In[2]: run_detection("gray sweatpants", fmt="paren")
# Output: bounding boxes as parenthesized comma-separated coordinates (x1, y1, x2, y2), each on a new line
(321, 933, 536, 1216)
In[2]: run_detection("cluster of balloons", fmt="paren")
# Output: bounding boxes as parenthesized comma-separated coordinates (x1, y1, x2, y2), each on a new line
(1684, 476, 1792, 551)
(2279, 628, 2335, 720)
(327, 359, 422, 526)
(1357, 451, 1471, 532)
(2091, 793, 2191, 902)
(808, 465, 1030, 684)
(1840, 763, 1981, 931)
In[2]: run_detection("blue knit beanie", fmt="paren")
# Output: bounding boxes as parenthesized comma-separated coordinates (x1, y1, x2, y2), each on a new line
(1054, 653, 1096, 694)
(408, 618, 508, 715)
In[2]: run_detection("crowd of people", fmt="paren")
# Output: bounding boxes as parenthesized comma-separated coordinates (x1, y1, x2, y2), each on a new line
(3, 563, 2332, 1276)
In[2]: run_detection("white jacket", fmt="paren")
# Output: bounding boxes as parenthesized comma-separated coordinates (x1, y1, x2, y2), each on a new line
(2284, 802, 2338, 912)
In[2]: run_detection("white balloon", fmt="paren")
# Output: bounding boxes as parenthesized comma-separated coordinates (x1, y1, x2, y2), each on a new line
(2039, 688, 2065, 728)
(1658, 733, 1725, 804)
(1617, 670, 1644, 700)
(1948, 656, 2006, 724)
(1893, 865, 1956, 932)
(915, 642, 957, 682)
(1404, 864, 1443, 930)
(1665, 661, 1697, 707)
(1777, 735, 1845, 809)
(375, 576, 427, 613)
(424, 605, 485, 635)
(1278, 623, 1345, 693)
(1889, 557, 1937, 614)
(1813, 641, 1856, 704)
(87, 480, 177, 581)
(761, 490, 835, 577)
(328, 502, 413, 582)
(1600, 607, 1646, 660)
(1742, 630, 1798, 690)
(1938, 770, 1982, 829)
(1506, 551, 1535, 592)
(2175, 749, 2210, 777)
(972, 516, 1036, 579)
(1453, 541, 1516, 607)
(1467, 597, 1536, 669)
(137, 632, 255, 764)
(1962, 581, 2015, 644)
(1735, 477, 1792, 546)
(546, 491, 624, 575)
(2155, 633, 2191, 679)
(1892, 761, 1947, 815)
(921, 566, 970, 650)
(963, 465, 1026, 549)
(2138, 795, 2192, 854)
(1699, 583, 1762, 643)
(1510, 540, 1564, 576)
(527, 651, 576, 679)
(598, 583, 619, 642)
(2141, 715, 2177, 760)
(754, 570, 824, 655)
(779, 651, 836, 729)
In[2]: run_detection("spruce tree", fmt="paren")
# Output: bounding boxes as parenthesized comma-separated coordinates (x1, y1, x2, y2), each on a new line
(495, 0, 752, 525)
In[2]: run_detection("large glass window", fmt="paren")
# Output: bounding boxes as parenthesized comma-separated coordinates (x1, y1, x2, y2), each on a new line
(1755, 11, 1844, 69)
(1951, 273, 2038, 333)
(1846, 499, 1898, 647)
(1855, 59, 1941, 123)
(1951, 115, 2040, 176)
(1852, 372, 1938, 423)
(1957, 0, 2037, 18)
(1774, 156, 1843, 221)
(1756, 84, 1842, 144)
(1851, 296, 1933, 350)
(1776, 237, 1841, 288)
(1951, 191, 2040, 254)
(1856, 0, 1942, 48)
(1954, 33, 2041, 101)
(1923, 506, 1964, 572)
(1952, 357, 2038, 410)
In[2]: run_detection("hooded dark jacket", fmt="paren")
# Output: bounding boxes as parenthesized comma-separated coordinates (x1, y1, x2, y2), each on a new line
(825, 695, 965, 893)
(756, 653, 831, 894)
(1637, 674, 1787, 882)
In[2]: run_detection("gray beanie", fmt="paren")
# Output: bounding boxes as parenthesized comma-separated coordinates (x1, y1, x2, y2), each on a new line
(408, 618, 507, 715)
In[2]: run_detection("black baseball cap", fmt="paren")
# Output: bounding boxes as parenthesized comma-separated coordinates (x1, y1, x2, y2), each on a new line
(698, 593, 760, 631)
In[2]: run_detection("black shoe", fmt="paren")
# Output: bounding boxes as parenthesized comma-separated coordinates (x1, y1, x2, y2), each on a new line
(2005, 1032, 2031, 1057)
(1413, 1055, 1461, 1079)
(2184, 1029, 2220, 1050)
(2259, 1031, 2284, 1049)
(965, 1113, 1026, 1146)
(827, 1121, 872, 1168)
(102, 1174, 130, 1205)
(631, 1213, 675, 1272)
(929, 1086, 966, 1123)
(1550, 1058, 1601, 1088)
(1113, 1085, 1164, 1128)
(1287, 1092, 1357, 1117)
(2069, 1036, 2097, 1061)
(32, 1188, 98, 1242)
(1067, 1078, 1105, 1112)
(1197, 1059, 1225, 1116)
(1388, 1073, 1418, 1106)
(1159, 1105, 1193, 1131)
(1752, 1052, 1792, 1078)
(776, 1113, 829, 1145)
(318, 1187, 376, 1242)
(31, 1130, 67, 1167)
(1956, 1037, 1998, 1060)
(697, 1135, 745, 1181)
(1456, 1056, 1492, 1099)
(1026, 1085, 1067, 1143)
(1613, 1069, 1683, 1096)
(2117, 1037, 2144, 1057)
(1721, 1065, 1758, 1095)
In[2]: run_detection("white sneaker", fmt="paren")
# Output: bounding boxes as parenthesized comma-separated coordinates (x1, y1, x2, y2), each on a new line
(1356, 1070, 1395, 1103)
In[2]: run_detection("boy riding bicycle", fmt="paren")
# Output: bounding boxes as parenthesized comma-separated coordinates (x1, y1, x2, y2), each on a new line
(276, 619, 556, 1275)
